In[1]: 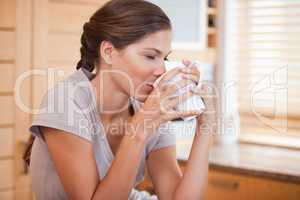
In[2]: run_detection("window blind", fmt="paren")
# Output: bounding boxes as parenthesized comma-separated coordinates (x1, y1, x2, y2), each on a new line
(229, 0, 300, 144)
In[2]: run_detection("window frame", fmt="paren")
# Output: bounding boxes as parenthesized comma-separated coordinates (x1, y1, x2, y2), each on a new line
(217, 0, 300, 149)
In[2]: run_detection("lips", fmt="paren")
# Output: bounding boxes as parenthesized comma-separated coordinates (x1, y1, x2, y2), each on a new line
(146, 83, 154, 89)
(145, 75, 164, 90)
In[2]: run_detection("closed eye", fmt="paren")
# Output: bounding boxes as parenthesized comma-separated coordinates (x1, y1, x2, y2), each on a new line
(146, 55, 155, 60)
(145, 55, 169, 61)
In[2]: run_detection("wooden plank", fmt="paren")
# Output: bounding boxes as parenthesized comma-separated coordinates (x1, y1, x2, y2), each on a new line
(32, 0, 48, 119)
(48, 33, 81, 63)
(15, 175, 33, 200)
(0, 65, 14, 92)
(0, 0, 16, 28)
(0, 128, 14, 158)
(48, 60, 78, 75)
(0, 160, 14, 189)
(0, 190, 14, 200)
(205, 170, 245, 200)
(15, 0, 33, 143)
(0, 96, 14, 125)
(15, 187, 33, 200)
(15, 0, 33, 199)
(0, 31, 15, 60)
(206, 170, 300, 200)
(48, 1, 99, 33)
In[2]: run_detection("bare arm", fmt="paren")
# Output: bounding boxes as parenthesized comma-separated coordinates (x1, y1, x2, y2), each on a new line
(146, 146, 182, 200)
(147, 59, 214, 200)
(146, 123, 211, 200)
(42, 124, 147, 200)
(172, 123, 211, 200)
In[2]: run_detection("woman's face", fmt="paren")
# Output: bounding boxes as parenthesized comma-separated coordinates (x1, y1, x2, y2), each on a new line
(110, 30, 172, 102)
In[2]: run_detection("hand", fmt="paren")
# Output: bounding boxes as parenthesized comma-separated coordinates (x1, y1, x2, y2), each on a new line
(181, 59, 216, 135)
(127, 62, 203, 140)
(194, 85, 216, 135)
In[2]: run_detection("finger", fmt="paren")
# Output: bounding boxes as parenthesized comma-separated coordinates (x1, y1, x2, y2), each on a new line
(191, 83, 214, 98)
(160, 89, 194, 112)
(180, 67, 194, 74)
(182, 59, 192, 66)
(159, 96, 175, 113)
(157, 61, 197, 88)
(179, 110, 202, 118)
(157, 67, 183, 87)
(180, 65, 201, 85)
(164, 109, 202, 122)
(185, 60, 196, 68)
(159, 87, 194, 115)
(162, 78, 194, 97)
(190, 87, 204, 96)
(190, 86, 215, 110)
(181, 73, 199, 85)
(167, 89, 194, 109)
(190, 65, 200, 83)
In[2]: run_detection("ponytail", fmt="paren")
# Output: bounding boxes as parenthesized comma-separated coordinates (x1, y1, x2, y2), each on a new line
(23, 135, 35, 167)
(76, 23, 100, 73)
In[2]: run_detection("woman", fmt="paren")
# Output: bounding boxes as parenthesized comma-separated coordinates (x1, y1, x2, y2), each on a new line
(27, 0, 213, 199)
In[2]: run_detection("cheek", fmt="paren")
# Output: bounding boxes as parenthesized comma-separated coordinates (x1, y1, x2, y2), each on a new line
(130, 68, 153, 94)
(122, 56, 154, 85)
(113, 50, 157, 94)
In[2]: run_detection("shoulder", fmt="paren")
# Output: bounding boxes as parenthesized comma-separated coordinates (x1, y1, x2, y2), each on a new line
(29, 69, 98, 142)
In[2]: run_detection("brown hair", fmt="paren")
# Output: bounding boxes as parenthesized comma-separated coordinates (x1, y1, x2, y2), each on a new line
(76, 0, 172, 73)
(24, 0, 171, 166)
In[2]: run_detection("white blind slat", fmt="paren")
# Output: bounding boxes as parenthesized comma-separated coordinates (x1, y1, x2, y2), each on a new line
(230, 0, 300, 139)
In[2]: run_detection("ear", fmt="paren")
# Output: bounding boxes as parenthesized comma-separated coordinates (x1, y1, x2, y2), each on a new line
(99, 40, 115, 65)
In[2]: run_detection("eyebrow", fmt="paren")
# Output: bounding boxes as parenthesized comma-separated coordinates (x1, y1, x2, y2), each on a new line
(144, 48, 172, 57)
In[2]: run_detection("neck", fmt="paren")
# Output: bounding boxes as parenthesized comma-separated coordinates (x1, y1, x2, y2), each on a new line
(91, 68, 131, 123)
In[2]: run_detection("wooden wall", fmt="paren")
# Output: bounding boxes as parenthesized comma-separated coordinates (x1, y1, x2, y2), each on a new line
(0, 0, 17, 199)
(0, 0, 216, 199)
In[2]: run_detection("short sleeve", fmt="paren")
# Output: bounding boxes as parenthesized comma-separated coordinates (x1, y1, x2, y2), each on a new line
(29, 80, 96, 142)
(152, 122, 176, 151)
(130, 97, 177, 156)
(145, 122, 177, 157)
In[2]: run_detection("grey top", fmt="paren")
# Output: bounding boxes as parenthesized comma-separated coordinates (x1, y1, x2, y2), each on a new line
(29, 68, 176, 200)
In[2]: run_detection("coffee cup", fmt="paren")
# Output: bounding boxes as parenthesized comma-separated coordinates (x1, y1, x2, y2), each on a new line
(153, 62, 205, 121)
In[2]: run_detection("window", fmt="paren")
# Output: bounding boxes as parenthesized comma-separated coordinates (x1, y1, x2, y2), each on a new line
(226, 0, 300, 148)
(148, 0, 207, 50)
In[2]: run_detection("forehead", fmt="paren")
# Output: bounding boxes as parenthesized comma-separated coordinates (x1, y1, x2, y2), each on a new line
(130, 30, 172, 53)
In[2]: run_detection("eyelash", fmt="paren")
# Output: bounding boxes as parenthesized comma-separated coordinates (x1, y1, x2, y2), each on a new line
(146, 56, 155, 60)
(146, 56, 169, 61)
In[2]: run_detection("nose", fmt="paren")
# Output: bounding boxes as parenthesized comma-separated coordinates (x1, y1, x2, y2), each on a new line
(153, 62, 166, 76)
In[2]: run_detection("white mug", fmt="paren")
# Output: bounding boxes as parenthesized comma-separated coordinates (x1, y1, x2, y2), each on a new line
(153, 61, 206, 121)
